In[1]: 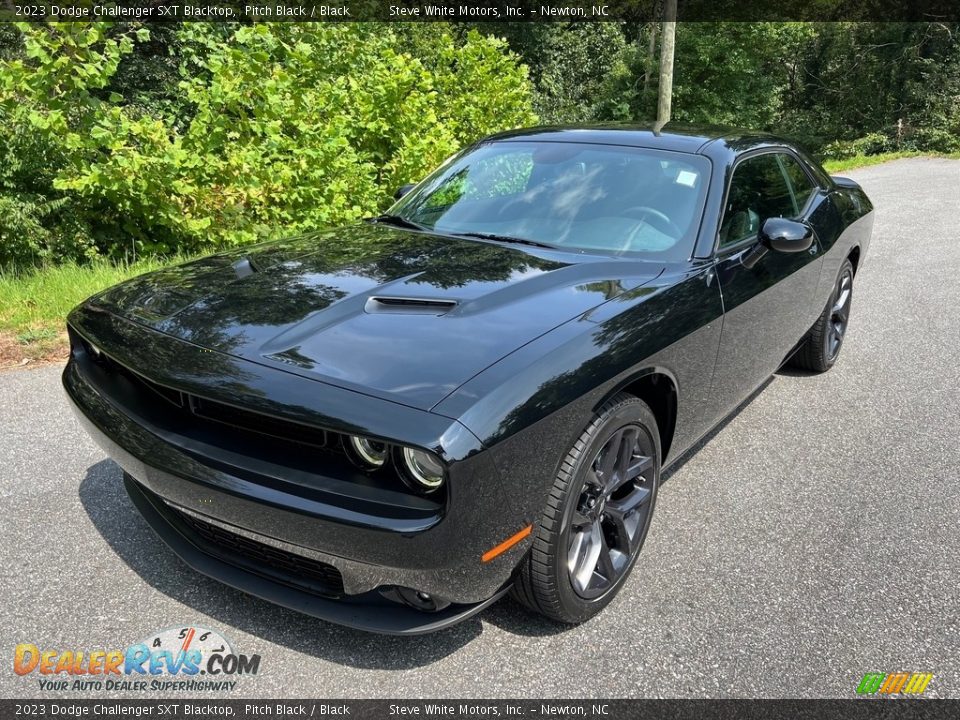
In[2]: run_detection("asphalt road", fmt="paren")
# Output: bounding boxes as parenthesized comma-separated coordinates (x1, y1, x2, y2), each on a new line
(2, 158, 958, 700)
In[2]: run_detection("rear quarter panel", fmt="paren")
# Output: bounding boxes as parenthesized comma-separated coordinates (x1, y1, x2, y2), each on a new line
(815, 180, 875, 306)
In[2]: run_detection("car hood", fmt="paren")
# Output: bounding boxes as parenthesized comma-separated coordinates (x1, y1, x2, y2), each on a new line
(91, 225, 663, 410)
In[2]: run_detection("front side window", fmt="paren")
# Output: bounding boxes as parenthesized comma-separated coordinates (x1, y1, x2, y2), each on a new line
(391, 141, 711, 260)
(719, 153, 799, 246)
(779, 154, 817, 213)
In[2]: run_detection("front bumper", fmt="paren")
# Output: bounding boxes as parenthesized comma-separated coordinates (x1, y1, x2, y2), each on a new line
(122, 474, 507, 634)
(63, 309, 536, 633)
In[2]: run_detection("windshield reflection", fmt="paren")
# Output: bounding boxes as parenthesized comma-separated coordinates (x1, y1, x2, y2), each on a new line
(393, 141, 710, 260)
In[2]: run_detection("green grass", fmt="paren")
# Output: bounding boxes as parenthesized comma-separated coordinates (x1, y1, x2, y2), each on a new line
(0, 255, 192, 364)
(0, 256, 185, 332)
(823, 150, 960, 173)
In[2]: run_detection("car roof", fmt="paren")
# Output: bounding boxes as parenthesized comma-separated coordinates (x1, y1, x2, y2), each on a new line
(484, 123, 781, 155)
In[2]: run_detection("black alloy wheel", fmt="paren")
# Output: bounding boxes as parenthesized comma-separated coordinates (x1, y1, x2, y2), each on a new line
(790, 257, 855, 373)
(826, 266, 853, 362)
(567, 425, 656, 599)
(513, 393, 660, 624)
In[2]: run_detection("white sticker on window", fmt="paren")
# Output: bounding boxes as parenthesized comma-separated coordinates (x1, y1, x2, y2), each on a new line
(675, 170, 698, 188)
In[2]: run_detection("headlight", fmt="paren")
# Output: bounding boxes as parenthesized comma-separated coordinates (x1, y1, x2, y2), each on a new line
(400, 447, 445, 492)
(347, 436, 389, 469)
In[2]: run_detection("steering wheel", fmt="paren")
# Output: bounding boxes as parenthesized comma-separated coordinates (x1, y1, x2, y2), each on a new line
(621, 205, 684, 238)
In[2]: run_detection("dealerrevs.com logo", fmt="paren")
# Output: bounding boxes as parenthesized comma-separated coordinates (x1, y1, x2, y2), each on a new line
(13, 626, 261, 693)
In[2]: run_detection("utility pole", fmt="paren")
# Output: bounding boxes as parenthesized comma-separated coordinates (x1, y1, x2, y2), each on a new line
(642, 13, 658, 94)
(655, 0, 677, 131)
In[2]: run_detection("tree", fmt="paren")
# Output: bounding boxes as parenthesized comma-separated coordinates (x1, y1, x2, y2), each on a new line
(656, 0, 677, 128)
(469, 23, 628, 124)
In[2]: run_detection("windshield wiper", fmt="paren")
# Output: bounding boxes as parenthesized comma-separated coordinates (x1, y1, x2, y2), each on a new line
(370, 218, 560, 251)
(368, 214, 429, 232)
(452, 232, 559, 251)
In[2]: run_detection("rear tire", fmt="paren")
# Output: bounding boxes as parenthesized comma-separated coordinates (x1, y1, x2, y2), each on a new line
(512, 393, 660, 624)
(790, 258, 854, 373)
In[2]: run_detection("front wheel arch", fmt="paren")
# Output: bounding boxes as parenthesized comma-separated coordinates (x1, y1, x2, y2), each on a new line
(597, 369, 678, 463)
(512, 393, 661, 624)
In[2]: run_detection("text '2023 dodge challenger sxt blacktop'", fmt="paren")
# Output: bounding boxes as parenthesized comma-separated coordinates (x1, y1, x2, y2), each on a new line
(63, 125, 873, 634)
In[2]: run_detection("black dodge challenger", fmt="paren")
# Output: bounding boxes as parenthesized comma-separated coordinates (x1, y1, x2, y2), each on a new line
(64, 125, 874, 634)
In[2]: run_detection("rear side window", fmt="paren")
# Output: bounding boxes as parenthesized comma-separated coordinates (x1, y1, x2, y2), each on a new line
(719, 152, 814, 247)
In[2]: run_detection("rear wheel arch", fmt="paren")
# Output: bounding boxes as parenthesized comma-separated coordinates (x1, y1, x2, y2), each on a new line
(790, 257, 854, 373)
(847, 245, 861, 275)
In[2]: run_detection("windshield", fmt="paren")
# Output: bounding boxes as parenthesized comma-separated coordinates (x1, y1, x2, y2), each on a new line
(390, 141, 710, 259)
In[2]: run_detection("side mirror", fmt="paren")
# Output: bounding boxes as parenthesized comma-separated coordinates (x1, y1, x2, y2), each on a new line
(740, 217, 814, 269)
(394, 183, 416, 201)
(759, 217, 814, 253)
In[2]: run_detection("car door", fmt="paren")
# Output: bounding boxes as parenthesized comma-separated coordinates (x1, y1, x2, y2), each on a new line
(709, 150, 824, 418)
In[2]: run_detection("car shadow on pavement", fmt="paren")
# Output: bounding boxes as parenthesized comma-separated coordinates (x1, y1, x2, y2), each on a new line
(78, 459, 484, 669)
(774, 366, 819, 378)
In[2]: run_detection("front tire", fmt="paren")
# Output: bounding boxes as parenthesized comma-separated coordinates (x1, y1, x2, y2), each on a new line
(512, 393, 660, 624)
(790, 258, 854, 373)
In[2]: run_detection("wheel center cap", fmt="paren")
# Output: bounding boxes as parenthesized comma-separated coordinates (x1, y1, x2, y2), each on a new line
(584, 493, 606, 520)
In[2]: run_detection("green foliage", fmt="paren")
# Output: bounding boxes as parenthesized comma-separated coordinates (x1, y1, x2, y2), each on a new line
(822, 150, 960, 174)
(822, 126, 960, 161)
(0, 194, 94, 267)
(900, 127, 960, 153)
(2, 19, 959, 271)
(782, 23, 960, 147)
(481, 23, 628, 124)
(505, 21, 959, 157)
(822, 132, 893, 160)
(671, 24, 815, 129)
(598, 23, 816, 128)
(0, 22, 535, 267)
(15, 327, 59, 345)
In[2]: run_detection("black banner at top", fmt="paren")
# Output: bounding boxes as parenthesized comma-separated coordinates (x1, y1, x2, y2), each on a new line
(1, 0, 960, 23)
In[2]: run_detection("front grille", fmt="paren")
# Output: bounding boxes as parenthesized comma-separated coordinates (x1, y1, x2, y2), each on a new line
(172, 507, 346, 598)
(69, 327, 447, 515)
(188, 395, 329, 448)
(80, 338, 332, 449)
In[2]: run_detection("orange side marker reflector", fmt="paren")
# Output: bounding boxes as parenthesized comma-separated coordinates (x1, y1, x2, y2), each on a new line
(482, 524, 533, 563)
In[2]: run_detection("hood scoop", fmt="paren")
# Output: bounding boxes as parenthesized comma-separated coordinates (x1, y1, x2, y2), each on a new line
(232, 257, 258, 279)
(364, 296, 458, 316)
